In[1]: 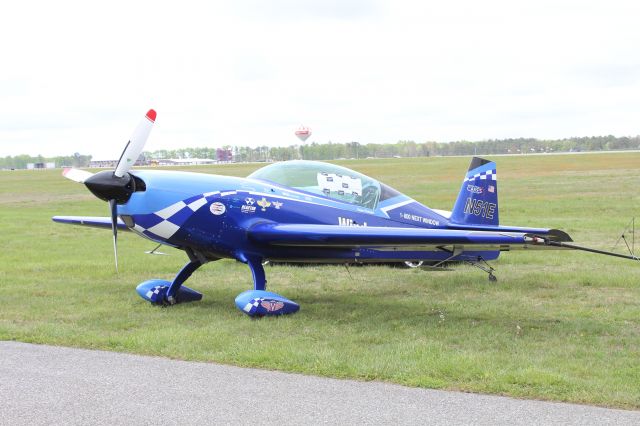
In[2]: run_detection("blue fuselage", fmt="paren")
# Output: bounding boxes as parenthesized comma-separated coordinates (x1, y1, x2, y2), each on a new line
(118, 170, 498, 263)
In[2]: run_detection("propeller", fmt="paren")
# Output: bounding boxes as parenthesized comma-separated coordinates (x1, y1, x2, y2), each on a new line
(109, 199, 118, 272)
(115, 109, 156, 177)
(63, 109, 156, 271)
(62, 167, 94, 183)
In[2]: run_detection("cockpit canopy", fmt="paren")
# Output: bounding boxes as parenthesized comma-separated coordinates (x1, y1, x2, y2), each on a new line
(248, 160, 401, 210)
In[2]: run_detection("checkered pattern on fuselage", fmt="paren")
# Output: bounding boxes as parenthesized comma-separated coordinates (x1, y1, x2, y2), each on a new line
(131, 191, 223, 241)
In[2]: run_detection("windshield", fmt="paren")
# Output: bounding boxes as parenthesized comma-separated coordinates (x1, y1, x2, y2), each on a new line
(248, 160, 381, 209)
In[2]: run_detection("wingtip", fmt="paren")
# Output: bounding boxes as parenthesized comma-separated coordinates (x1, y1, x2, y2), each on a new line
(146, 109, 157, 122)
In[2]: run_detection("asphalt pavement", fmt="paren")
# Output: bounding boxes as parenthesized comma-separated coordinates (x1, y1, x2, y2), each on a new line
(1, 341, 638, 425)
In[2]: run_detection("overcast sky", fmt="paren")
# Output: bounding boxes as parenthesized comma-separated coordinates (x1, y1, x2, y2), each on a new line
(2, 0, 640, 159)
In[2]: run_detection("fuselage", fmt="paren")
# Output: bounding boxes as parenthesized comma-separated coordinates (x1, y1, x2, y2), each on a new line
(117, 169, 500, 264)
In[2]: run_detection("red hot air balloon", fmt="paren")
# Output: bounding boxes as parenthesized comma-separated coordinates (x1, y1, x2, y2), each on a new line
(295, 126, 312, 143)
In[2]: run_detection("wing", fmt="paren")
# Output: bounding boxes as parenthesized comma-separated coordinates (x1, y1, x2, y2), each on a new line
(248, 223, 570, 251)
(52, 216, 130, 231)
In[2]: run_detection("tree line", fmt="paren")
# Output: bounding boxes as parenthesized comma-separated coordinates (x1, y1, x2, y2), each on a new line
(1, 153, 92, 170)
(144, 135, 640, 162)
(2, 135, 639, 169)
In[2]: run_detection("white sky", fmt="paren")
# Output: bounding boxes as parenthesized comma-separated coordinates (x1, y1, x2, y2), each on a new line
(1, 0, 640, 160)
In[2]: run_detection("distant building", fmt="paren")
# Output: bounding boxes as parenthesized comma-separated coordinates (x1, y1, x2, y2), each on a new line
(27, 162, 55, 169)
(154, 158, 218, 166)
(89, 158, 223, 168)
(89, 159, 147, 168)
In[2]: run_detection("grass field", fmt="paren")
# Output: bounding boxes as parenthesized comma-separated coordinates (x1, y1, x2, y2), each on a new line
(1, 153, 639, 409)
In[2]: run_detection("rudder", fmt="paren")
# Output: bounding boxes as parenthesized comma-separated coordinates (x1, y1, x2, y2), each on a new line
(450, 157, 499, 226)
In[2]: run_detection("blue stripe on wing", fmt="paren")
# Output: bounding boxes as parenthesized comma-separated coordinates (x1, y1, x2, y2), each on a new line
(52, 216, 130, 231)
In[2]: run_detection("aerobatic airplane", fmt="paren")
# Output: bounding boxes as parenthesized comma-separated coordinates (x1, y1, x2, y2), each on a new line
(53, 110, 638, 317)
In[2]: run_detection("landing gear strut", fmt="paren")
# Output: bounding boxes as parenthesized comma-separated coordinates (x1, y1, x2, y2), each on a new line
(234, 253, 300, 317)
(466, 256, 497, 282)
(136, 249, 209, 305)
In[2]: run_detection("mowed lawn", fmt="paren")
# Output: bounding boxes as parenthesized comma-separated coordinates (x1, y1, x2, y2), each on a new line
(1, 152, 639, 409)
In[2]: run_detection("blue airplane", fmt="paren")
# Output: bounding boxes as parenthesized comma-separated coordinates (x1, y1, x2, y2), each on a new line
(53, 110, 638, 317)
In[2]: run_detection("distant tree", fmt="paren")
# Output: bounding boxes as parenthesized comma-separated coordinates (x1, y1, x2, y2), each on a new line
(130, 134, 640, 168)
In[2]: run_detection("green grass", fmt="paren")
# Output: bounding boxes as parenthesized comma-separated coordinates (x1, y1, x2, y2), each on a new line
(1, 153, 639, 409)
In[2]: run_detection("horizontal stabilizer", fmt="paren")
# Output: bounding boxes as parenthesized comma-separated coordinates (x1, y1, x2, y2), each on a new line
(446, 224, 572, 242)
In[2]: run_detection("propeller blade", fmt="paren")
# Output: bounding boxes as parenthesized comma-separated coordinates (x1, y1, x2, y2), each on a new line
(62, 168, 94, 183)
(114, 109, 156, 178)
(109, 199, 118, 272)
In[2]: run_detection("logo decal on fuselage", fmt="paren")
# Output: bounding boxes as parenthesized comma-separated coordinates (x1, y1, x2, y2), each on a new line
(338, 217, 367, 227)
(399, 212, 440, 226)
(210, 202, 226, 215)
(261, 300, 284, 312)
(257, 197, 271, 211)
(467, 184, 483, 194)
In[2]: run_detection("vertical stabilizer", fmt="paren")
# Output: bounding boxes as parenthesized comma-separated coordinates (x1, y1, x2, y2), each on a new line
(450, 157, 499, 226)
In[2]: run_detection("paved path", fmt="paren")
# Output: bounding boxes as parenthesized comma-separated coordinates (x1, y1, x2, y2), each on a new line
(1, 341, 638, 425)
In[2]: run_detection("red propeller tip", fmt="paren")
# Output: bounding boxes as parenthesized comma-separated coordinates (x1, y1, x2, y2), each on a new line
(146, 109, 157, 122)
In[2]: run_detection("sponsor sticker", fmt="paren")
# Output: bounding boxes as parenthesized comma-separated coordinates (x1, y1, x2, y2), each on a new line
(467, 184, 483, 194)
(260, 300, 284, 312)
(399, 212, 440, 226)
(245, 197, 255, 205)
(338, 217, 367, 227)
(272, 201, 283, 209)
(241, 205, 256, 214)
(209, 202, 226, 215)
(257, 197, 271, 211)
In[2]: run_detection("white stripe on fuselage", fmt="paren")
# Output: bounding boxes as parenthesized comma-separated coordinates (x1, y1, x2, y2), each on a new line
(380, 199, 415, 217)
(431, 208, 451, 219)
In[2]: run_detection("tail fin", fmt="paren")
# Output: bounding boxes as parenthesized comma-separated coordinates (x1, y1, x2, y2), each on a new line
(450, 157, 499, 226)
